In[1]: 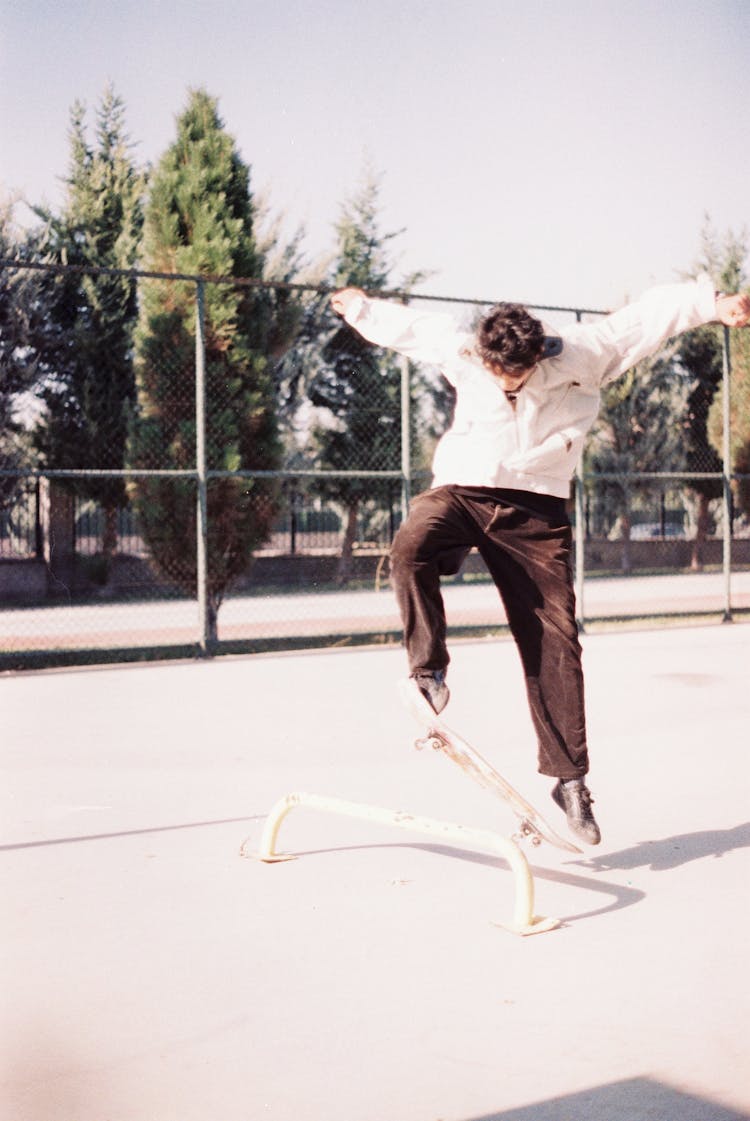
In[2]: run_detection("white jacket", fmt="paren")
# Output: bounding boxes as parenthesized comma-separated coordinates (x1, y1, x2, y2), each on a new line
(343, 275, 716, 498)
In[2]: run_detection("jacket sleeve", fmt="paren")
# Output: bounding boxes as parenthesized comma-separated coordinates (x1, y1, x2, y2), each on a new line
(343, 295, 466, 374)
(564, 274, 717, 387)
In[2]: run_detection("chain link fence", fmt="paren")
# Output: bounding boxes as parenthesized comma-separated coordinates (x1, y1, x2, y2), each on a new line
(1, 261, 748, 668)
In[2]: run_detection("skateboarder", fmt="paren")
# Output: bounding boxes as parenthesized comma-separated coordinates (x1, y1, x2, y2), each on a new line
(331, 279, 750, 844)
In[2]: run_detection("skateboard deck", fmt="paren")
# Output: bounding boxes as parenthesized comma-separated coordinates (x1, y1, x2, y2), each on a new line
(398, 678, 582, 855)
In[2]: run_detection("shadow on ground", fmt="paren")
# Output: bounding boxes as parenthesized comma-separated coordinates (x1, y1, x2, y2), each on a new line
(0, 815, 265, 852)
(467, 1076, 749, 1121)
(275, 839, 646, 925)
(574, 822, 750, 872)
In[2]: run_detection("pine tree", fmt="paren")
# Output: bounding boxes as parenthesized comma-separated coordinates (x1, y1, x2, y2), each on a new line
(301, 170, 424, 583)
(0, 201, 48, 505)
(129, 89, 285, 640)
(584, 349, 689, 572)
(32, 85, 144, 560)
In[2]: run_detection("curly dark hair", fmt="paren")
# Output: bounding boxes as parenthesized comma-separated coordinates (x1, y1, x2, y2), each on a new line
(476, 303, 546, 374)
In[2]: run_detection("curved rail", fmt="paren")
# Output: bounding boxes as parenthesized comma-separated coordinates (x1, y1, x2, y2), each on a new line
(247, 791, 560, 936)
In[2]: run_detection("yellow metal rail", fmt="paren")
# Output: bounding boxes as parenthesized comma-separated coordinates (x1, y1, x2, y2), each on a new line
(243, 791, 560, 936)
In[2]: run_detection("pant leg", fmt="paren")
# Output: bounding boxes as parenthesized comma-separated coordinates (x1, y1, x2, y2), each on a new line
(475, 501, 589, 780)
(390, 486, 474, 674)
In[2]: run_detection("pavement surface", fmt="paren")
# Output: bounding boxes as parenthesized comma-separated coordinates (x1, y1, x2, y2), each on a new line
(2, 620, 750, 1121)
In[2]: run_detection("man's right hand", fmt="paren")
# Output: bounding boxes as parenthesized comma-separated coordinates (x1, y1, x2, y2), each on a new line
(330, 287, 366, 317)
(715, 291, 750, 328)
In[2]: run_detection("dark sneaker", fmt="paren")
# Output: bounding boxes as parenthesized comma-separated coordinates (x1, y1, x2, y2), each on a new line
(551, 778, 601, 846)
(412, 670, 450, 715)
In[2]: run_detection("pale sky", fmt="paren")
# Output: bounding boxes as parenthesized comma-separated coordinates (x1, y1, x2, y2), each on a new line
(2, 0, 749, 311)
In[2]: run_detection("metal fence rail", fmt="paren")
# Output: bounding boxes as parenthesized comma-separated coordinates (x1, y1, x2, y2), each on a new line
(0, 259, 747, 668)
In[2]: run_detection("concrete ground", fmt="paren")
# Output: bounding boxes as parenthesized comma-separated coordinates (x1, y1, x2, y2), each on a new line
(2, 620, 749, 1121)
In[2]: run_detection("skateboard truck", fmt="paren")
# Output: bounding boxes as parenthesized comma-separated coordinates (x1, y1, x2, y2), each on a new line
(513, 821, 543, 847)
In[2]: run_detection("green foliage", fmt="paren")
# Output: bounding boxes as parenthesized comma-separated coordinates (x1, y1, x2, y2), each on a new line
(691, 216, 747, 294)
(584, 350, 688, 540)
(311, 322, 403, 485)
(280, 169, 425, 578)
(678, 327, 724, 488)
(695, 219, 750, 517)
(322, 176, 402, 562)
(708, 327, 750, 515)
(332, 172, 399, 291)
(0, 203, 48, 502)
(31, 85, 144, 514)
(129, 89, 285, 628)
(679, 219, 748, 502)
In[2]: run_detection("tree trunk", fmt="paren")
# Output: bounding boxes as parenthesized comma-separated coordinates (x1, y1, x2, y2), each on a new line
(620, 511, 632, 574)
(102, 503, 118, 562)
(336, 501, 359, 585)
(41, 478, 76, 592)
(690, 492, 710, 572)
(206, 597, 219, 646)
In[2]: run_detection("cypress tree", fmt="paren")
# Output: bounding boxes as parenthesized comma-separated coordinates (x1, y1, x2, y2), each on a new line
(129, 89, 282, 640)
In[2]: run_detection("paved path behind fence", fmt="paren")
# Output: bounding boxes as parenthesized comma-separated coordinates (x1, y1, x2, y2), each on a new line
(2, 569, 750, 653)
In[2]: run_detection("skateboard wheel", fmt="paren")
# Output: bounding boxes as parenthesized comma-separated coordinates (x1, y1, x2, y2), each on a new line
(415, 734, 442, 752)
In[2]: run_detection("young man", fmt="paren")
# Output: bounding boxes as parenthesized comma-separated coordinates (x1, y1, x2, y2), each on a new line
(330, 279, 750, 844)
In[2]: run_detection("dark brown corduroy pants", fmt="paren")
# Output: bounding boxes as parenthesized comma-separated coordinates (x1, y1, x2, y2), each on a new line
(390, 485, 588, 780)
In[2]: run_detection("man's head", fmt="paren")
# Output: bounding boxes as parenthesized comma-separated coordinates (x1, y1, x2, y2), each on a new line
(476, 303, 546, 387)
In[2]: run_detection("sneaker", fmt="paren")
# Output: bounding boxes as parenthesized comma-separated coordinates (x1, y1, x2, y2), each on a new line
(551, 778, 601, 846)
(412, 670, 450, 715)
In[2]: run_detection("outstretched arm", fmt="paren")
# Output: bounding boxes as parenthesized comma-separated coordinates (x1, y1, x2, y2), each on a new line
(566, 275, 745, 387)
(329, 287, 465, 369)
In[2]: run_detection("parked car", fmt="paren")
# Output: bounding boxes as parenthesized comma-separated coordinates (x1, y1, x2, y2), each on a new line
(629, 522, 686, 540)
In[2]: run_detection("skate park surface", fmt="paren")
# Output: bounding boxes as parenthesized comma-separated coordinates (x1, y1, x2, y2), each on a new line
(2, 620, 749, 1121)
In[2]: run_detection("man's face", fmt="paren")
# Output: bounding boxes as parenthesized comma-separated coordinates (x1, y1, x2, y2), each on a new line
(486, 360, 536, 393)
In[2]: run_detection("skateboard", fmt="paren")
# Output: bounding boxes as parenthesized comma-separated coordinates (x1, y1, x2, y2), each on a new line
(398, 678, 582, 855)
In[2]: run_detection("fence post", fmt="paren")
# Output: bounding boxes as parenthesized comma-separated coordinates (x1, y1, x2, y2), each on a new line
(34, 477, 43, 559)
(195, 279, 210, 653)
(573, 310, 585, 630)
(400, 354, 412, 521)
(574, 471, 585, 630)
(289, 484, 298, 557)
(721, 325, 732, 624)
